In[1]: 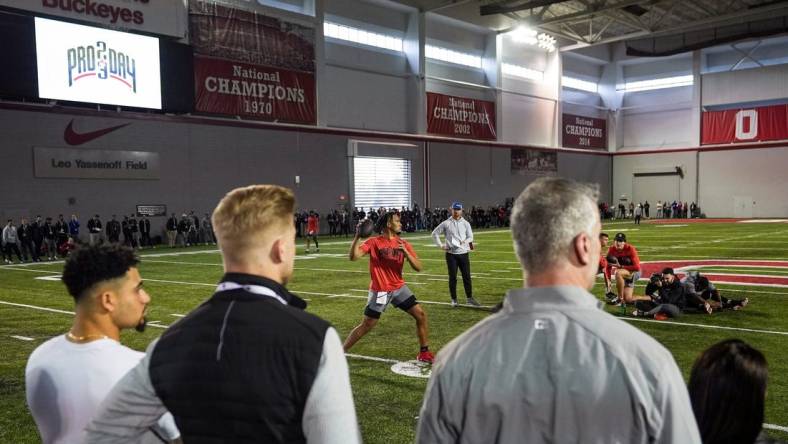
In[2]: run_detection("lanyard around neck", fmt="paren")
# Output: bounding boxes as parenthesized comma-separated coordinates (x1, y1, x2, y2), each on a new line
(215, 282, 288, 306)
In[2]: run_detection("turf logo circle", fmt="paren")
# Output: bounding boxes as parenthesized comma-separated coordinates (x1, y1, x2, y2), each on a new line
(391, 360, 432, 378)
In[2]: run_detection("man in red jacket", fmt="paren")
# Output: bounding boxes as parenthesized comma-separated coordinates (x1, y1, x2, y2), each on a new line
(606, 232, 649, 305)
(305, 211, 320, 253)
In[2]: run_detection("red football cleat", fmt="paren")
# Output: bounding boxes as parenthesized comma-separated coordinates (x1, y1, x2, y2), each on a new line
(654, 312, 669, 321)
(417, 350, 434, 364)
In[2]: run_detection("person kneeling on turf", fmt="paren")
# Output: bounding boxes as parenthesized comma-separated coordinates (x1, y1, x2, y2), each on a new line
(682, 271, 749, 311)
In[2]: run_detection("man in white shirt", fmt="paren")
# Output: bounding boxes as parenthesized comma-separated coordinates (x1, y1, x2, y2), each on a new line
(25, 243, 180, 444)
(85, 185, 360, 444)
(432, 202, 479, 307)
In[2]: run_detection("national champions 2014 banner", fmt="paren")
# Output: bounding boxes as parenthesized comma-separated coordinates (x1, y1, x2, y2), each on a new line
(702, 103, 788, 144)
(427, 92, 496, 140)
(562, 113, 606, 149)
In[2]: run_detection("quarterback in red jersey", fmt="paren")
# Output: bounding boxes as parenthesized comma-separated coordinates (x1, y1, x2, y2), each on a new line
(606, 232, 649, 304)
(343, 212, 434, 363)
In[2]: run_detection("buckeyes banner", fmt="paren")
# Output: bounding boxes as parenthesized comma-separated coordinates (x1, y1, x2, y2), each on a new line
(194, 55, 316, 124)
(427, 92, 496, 140)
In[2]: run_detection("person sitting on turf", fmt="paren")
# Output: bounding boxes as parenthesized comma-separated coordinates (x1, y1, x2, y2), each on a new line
(682, 271, 749, 311)
(632, 272, 683, 319)
(25, 243, 180, 444)
(598, 233, 615, 298)
(606, 232, 650, 305)
(662, 268, 712, 314)
(85, 185, 360, 444)
(688, 339, 771, 444)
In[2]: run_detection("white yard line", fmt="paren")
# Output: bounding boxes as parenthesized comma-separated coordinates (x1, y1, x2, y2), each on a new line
(625, 317, 788, 336)
(10, 335, 34, 341)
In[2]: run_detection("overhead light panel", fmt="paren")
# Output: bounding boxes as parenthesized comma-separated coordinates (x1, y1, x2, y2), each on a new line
(507, 26, 556, 52)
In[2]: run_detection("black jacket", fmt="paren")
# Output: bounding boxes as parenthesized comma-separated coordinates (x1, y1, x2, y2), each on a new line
(148, 273, 326, 443)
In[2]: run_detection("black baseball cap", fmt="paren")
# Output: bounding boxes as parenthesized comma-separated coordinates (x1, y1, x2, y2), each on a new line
(614, 232, 626, 242)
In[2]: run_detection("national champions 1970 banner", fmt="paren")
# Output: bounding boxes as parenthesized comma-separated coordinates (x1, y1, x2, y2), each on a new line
(194, 56, 316, 124)
(427, 92, 496, 140)
(190, 1, 316, 124)
(702, 103, 788, 145)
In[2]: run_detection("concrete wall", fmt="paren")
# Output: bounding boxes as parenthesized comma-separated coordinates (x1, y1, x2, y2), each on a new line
(0, 107, 611, 234)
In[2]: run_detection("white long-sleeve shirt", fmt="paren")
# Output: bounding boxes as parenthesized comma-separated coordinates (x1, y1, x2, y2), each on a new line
(85, 328, 360, 444)
(432, 217, 474, 254)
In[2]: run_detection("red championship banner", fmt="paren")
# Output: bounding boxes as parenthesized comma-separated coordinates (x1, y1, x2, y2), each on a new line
(702, 104, 788, 145)
(190, 1, 315, 73)
(194, 56, 316, 125)
(427, 92, 496, 140)
(562, 113, 607, 149)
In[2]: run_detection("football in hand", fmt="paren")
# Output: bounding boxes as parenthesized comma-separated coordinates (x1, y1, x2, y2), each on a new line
(357, 219, 375, 238)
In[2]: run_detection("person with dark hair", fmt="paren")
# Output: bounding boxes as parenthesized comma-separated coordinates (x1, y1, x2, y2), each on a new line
(106, 215, 121, 244)
(598, 232, 614, 297)
(25, 244, 179, 444)
(305, 210, 320, 253)
(632, 272, 683, 320)
(18, 217, 34, 262)
(31, 215, 44, 262)
(87, 214, 103, 246)
(43, 217, 57, 261)
(660, 268, 713, 314)
(3, 219, 22, 264)
(139, 215, 151, 249)
(165, 213, 178, 247)
(432, 202, 479, 307)
(344, 211, 434, 363)
(86, 185, 359, 443)
(606, 232, 650, 305)
(688, 339, 769, 444)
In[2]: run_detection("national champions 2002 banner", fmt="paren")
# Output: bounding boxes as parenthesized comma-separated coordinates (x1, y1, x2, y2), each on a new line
(427, 92, 496, 140)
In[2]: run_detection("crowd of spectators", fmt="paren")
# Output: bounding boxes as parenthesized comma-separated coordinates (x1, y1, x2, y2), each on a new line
(599, 199, 701, 220)
(1, 211, 216, 263)
(293, 199, 514, 239)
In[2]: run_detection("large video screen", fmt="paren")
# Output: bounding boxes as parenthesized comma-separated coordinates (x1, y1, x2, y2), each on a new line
(35, 17, 161, 109)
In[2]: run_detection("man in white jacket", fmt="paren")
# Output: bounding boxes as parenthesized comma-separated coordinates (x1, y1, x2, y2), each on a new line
(432, 202, 479, 307)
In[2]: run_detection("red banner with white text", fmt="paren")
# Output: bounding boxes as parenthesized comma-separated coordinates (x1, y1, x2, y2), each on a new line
(194, 56, 316, 124)
(427, 92, 496, 140)
(702, 104, 788, 145)
(562, 113, 607, 149)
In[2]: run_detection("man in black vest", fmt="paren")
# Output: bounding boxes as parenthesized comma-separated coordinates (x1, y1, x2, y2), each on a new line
(87, 215, 103, 246)
(86, 185, 360, 444)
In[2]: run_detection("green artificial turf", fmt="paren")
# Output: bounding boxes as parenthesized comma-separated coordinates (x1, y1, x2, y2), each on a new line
(1, 219, 787, 442)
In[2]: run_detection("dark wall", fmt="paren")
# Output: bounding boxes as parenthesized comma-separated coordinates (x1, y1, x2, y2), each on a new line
(0, 107, 610, 236)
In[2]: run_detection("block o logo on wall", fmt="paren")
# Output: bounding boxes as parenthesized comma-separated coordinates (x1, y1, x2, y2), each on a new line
(735, 109, 758, 140)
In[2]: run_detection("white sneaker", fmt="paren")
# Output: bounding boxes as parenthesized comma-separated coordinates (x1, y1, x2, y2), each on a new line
(451, 299, 458, 307)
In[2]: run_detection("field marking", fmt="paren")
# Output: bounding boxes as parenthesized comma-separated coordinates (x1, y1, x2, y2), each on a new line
(34, 275, 62, 282)
(345, 353, 400, 364)
(625, 317, 788, 336)
(170, 314, 185, 318)
(10, 335, 34, 341)
(764, 423, 788, 433)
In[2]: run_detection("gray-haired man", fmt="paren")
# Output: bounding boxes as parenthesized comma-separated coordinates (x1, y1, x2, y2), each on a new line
(431, 202, 479, 307)
(417, 177, 700, 444)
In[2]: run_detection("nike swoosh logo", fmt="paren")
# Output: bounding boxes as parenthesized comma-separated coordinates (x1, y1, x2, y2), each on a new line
(63, 119, 130, 146)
